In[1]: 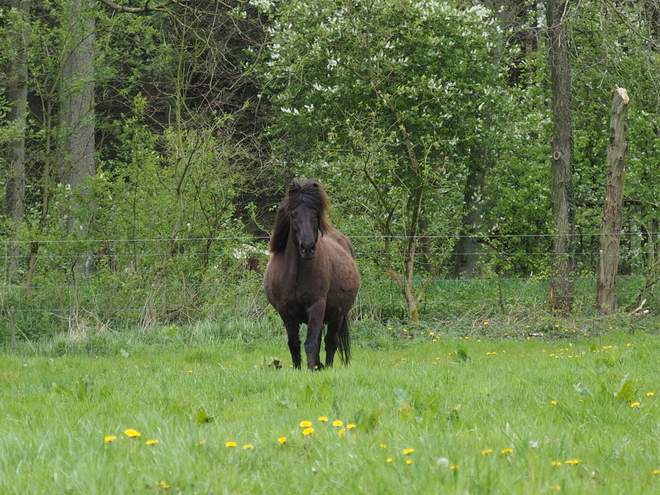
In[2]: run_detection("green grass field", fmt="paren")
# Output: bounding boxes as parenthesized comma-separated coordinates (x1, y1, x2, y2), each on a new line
(2, 320, 660, 494)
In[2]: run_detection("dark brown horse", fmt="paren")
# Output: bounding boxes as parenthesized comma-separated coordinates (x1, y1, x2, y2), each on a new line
(264, 179, 360, 370)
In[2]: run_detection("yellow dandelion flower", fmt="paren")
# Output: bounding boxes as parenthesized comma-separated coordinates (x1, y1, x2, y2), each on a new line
(104, 435, 117, 443)
(406, 459, 413, 465)
(380, 444, 387, 448)
(124, 429, 141, 438)
(158, 481, 170, 489)
(302, 427, 314, 436)
(481, 449, 493, 455)
(146, 439, 159, 446)
(551, 461, 562, 467)
(565, 459, 581, 465)
(501, 448, 513, 455)
(243, 444, 254, 450)
(225, 441, 237, 448)
(647, 392, 655, 397)
(318, 416, 329, 422)
(277, 437, 287, 444)
(631, 402, 641, 408)
(551, 400, 558, 405)
(332, 420, 343, 427)
(347, 423, 356, 429)
(450, 464, 459, 470)
(299, 420, 312, 428)
(403, 448, 415, 455)
(483, 321, 489, 325)
(653, 470, 660, 475)
(338, 429, 345, 437)
(386, 457, 393, 463)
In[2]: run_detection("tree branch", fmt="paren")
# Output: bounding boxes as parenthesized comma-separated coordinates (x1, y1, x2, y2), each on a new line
(98, 0, 174, 14)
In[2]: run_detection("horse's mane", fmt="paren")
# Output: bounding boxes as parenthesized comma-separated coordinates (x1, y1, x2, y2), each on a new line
(269, 179, 332, 253)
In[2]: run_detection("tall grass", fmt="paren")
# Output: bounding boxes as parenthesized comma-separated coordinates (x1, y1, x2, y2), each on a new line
(2, 321, 660, 494)
(2, 268, 656, 345)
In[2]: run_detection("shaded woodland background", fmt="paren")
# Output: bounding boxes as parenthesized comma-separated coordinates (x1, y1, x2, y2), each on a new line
(2, 0, 660, 339)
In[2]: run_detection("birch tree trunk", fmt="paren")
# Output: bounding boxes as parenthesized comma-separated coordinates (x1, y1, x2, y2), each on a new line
(596, 88, 630, 314)
(547, 0, 576, 313)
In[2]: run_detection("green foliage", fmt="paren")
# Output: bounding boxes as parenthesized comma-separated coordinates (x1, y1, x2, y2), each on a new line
(602, 374, 637, 403)
(568, 1, 660, 275)
(263, 0, 512, 317)
(0, 0, 276, 339)
(267, 0, 506, 197)
(4, 0, 660, 334)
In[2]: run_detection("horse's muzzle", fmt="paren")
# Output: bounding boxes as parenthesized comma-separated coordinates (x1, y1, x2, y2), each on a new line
(299, 243, 316, 260)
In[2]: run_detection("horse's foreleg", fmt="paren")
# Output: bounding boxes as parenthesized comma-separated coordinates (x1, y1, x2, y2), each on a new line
(304, 301, 326, 370)
(284, 320, 302, 369)
(324, 318, 341, 368)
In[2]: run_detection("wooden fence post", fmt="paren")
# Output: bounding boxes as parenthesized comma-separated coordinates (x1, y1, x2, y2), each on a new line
(596, 87, 630, 314)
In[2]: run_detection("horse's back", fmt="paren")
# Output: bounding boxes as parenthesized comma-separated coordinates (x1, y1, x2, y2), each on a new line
(326, 229, 356, 259)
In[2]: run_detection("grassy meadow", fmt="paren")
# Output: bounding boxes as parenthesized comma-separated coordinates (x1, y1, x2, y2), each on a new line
(2, 319, 660, 494)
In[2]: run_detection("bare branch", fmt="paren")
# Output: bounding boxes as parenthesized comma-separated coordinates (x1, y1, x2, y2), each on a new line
(98, 0, 174, 14)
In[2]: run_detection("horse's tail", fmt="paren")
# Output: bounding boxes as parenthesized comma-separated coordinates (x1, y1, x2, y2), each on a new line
(337, 316, 351, 366)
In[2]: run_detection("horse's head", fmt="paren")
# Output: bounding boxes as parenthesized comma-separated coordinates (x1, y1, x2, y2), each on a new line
(290, 203, 319, 259)
(285, 179, 331, 260)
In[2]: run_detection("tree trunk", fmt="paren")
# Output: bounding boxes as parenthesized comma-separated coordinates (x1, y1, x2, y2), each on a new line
(547, 0, 575, 314)
(453, 149, 487, 278)
(4, 0, 30, 282)
(596, 88, 630, 314)
(59, 0, 95, 234)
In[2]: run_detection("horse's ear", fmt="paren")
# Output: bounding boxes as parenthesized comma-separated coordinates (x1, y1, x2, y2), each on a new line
(288, 179, 301, 196)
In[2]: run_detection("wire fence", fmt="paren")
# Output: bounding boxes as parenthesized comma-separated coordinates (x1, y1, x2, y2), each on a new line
(0, 232, 658, 342)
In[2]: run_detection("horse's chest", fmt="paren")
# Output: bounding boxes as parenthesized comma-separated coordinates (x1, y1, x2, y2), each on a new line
(265, 258, 330, 314)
